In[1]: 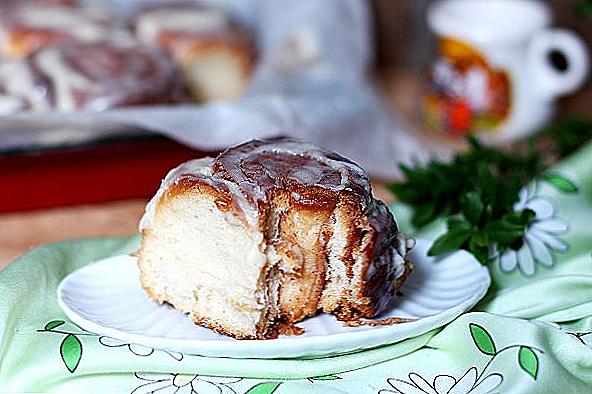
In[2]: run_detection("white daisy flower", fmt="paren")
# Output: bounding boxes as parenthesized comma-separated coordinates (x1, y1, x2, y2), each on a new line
(496, 187, 568, 276)
(381, 367, 502, 394)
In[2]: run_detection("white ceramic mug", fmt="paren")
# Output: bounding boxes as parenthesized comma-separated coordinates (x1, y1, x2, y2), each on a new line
(423, 0, 590, 142)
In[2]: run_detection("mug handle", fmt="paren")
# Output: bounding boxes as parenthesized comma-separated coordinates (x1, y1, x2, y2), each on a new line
(528, 28, 590, 100)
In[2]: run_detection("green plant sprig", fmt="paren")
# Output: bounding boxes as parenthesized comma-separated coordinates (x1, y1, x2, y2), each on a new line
(388, 137, 544, 264)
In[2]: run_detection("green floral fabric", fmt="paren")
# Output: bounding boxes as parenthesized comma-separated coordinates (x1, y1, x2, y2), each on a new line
(1, 143, 591, 394)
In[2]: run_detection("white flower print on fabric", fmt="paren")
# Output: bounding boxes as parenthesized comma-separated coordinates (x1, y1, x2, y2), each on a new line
(380, 368, 502, 394)
(379, 323, 543, 394)
(494, 186, 569, 276)
(131, 373, 242, 394)
(99, 336, 183, 361)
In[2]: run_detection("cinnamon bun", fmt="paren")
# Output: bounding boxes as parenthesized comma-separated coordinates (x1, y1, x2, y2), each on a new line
(134, 4, 254, 103)
(0, 0, 132, 59)
(0, 41, 186, 112)
(138, 138, 413, 339)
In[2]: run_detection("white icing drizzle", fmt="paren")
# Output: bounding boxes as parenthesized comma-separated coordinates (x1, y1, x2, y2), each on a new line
(34, 47, 94, 111)
(140, 156, 261, 232)
(140, 139, 372, 235)
(231, 139, 371, 200)
(140, 157, 214, 232)
(136, 8, 229, 44)
(0, 61, 33, 95)
(405, 237, 416, 253)
(0, 60, 48, 111)
(18, 6, 110, 42)
(252, 139, 368, 190)
(219, 177, 260, 229)
(393, 254, 406, 279)
(394, 233, 412, 279)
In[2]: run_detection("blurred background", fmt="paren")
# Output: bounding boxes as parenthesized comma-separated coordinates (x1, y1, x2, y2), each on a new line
(372, 0, 592, 116)
(0, 0, 590, 265)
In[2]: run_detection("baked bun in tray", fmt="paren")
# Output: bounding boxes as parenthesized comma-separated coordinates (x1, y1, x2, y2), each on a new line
(0, 41, 187, 112)
(134, 3, 254, 103)
(0, 0, 132, 59)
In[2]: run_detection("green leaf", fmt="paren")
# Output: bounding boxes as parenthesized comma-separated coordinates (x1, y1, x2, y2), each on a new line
(470, 230, 489, 247)
(468, 240, 490, 265)
(388, 135, 545, 244)
(310, 375, 341, 381)
(469, 323, 496, 355)
(518, 346, 539, 379)
(447, 215, 471, 230)
(244, 382, 282, 394)
(519, 209, 536, 224)
(462, 191, 484, 224)
(485, 219, 524, 244)
(44, 320, 65, 331)
(543, 173, 578, 193)
(60, 334, 82, 373)
(411, 203, 437, 228)
(428, 227, 472, 256)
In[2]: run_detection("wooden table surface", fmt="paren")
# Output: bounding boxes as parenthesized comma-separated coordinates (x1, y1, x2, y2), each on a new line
(0, 200, 146, 269)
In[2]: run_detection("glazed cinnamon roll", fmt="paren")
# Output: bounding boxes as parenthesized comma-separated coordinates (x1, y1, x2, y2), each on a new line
(134, 3, 255, 103)
(0, 0, 132, 59)
(138, 138, 413, 339)
(0, 41, 187, 112)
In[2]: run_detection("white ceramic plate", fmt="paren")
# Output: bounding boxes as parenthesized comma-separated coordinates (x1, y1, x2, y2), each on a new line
(57, 239, 490, 359)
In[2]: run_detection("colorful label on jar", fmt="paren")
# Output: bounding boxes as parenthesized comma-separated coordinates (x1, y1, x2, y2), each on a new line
(423, 37, 511, 135)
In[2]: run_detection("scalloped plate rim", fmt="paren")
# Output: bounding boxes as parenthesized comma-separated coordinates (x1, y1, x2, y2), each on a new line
(57, 239, 490, 358)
